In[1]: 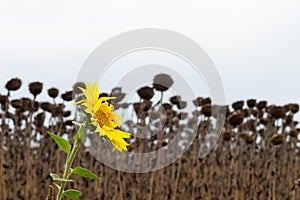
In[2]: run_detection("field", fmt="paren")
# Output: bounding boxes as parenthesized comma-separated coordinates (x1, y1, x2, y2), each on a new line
(1, 76, 300, 200)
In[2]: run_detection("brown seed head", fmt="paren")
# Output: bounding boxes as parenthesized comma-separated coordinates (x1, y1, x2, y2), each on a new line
(202, 97, 212, 105)
(289, 130, 298, 138)
(48, 88, 59, 98)
(40, 102, 53, 113)
(63, 110, 71, 118)
(137, 86, 154, 100)
(289, 103, 299, 114)
(170, 95, 181, 105)
(271, 133, 284, 145)
(141, 100, 152, 112)
(247, 99, 257, 108)
(269, 106, 286, 119)
(162, 103, 172, 111)
(153, 73, 173, 92)
(61, 91, 73, 101)
(201, 105, 212, 117)
(29, 82, 43, 96)
(228, 112, 244, 127)
(11, 99, 22, 109)
(176, 101, 187, 110)
(111, 87, 122, 95)
(111, 87, 126, 103)
(222, 130, 232, 141)
(192, 97, 204, 107)
(73, 82, 85, 94)
(21, 98, 32, 111)
(65, 120, 74, 126)
(232, 100, 244, 110)
(256, 101, 267, 110)
(5, 78, 22, 91)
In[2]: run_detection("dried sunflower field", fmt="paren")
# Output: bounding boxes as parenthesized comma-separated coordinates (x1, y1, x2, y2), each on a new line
(1, 75, 300, 200)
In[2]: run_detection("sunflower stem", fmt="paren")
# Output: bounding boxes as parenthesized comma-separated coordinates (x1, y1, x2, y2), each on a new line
(56, 137, 81, 200)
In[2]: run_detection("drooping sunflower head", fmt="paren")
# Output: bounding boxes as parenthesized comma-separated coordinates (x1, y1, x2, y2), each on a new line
(75, 82, 130, 152)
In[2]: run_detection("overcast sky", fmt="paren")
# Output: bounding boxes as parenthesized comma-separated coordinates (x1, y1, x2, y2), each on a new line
(0, 0, 299, 107)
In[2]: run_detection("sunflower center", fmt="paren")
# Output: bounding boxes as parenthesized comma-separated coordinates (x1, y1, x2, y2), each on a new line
(95, 104, 115, 128)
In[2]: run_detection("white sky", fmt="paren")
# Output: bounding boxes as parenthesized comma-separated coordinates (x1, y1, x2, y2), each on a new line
(0, 0, 300, 107)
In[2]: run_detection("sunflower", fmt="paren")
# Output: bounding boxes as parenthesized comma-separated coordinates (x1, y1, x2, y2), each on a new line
(75, 82, 130, 151)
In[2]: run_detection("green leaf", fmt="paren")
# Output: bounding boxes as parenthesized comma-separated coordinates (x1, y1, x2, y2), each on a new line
(63, 189, 81, 199)
(70, 166, 99, 179)
(73, 127, 87, 141)
(48, 132, 71, 153)
(50, 173, 74, 182)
